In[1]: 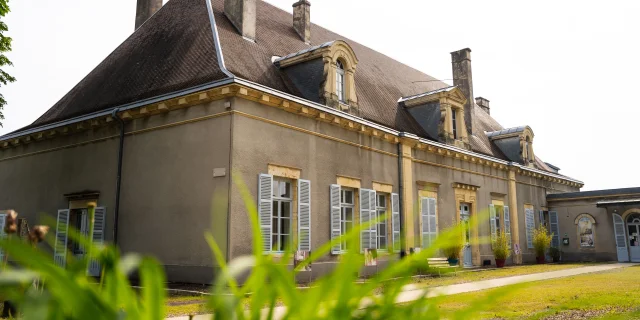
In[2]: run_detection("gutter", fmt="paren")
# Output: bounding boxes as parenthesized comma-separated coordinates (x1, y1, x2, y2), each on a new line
(111, 108, 125, 245)
(397, 134, 406, 258)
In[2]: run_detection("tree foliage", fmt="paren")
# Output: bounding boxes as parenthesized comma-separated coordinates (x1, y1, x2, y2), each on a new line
(0, 0, 15, 127)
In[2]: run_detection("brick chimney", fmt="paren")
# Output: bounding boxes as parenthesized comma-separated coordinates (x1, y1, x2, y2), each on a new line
(476, 97, 490, 115)
(451, 48, 474, 136)
(224, 0, 257, 41)
(135, 0, 163, 30)
(293, 1, 311, 44)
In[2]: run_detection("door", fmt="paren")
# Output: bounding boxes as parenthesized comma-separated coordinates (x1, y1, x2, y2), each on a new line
(613, 214, 629, 262)
(460, 203, 472, 267)
(628, 214, 640, 262)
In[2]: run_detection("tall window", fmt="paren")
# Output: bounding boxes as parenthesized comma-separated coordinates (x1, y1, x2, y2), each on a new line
(336, 60, 346, 102)
(376, 193, 388, 250)
(340, 188, 354, 251)
(451, 109, 458, 139)
(272, 179, 292, 252)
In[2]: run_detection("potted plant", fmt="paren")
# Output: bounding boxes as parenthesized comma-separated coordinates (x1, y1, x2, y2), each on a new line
(532, 225, 552, 264)
(492, 233, 511, 268)
(549, 247, 561, 263)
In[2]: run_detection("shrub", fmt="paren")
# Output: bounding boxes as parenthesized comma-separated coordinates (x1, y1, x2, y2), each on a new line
(492, 233, 511, 260)
(441, 220, 464, 260)
(532, 225, 552, 258)
(549, 247, 561, 262)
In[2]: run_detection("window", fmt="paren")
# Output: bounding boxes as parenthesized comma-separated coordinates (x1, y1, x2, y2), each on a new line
(340, 188, 355, 251)
(271, 179, 292, 252)
(69, 209, 89, 256)
(376, 194, 388, 250)
(336, 60, 346, 102)
(451, 109, 458, 139)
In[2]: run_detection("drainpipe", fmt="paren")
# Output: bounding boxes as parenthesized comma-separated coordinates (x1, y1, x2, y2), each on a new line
(111, 108, 125, 245)
(397, 138, 406, 259)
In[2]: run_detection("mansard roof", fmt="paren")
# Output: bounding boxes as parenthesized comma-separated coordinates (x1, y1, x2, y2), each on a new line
(11, 0, 565, 176)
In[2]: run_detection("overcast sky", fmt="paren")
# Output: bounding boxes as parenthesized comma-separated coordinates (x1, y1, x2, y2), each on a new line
(3, 0, 639, 191)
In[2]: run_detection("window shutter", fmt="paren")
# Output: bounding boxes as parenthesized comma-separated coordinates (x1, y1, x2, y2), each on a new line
(88, 207, 106, 277)
(298, 179, 311, 252)
(330, 184, 342, 254)
(391, 193, 400, 252)
(368, 190, 377, 250)
(54, 209, 70, 267)
(613, 213, 629, 262)
(549, 211, 560, 248)
(504, 206, 511, 247)
(0, 213, 6, 262)
(525, 208, 535, 249)
(428, 198, 437, 245)
(489, 204, 497, 243)
(258, 174, 273, 253)
(359, 189, 377, 252)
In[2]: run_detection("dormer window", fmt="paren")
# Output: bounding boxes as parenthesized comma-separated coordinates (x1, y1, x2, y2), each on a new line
(486, 126, 535, 166)
(451, 108, 458, 140)
(272, 40, 359, 114)
(336, 60, 346, 102)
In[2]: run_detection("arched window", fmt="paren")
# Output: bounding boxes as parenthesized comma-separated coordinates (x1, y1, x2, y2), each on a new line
(336, 60, 346, 102)
(628, 214, 640, 224)
(575, 214, 596, 248)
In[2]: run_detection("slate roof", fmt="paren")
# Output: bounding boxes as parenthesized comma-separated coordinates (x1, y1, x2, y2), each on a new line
(11, 0, 567, 176)
(547, 187, 640, 200)
(486, 126, 529, 139)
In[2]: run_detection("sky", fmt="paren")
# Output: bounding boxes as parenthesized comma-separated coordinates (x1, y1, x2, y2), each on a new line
(2, 0, 639, 191)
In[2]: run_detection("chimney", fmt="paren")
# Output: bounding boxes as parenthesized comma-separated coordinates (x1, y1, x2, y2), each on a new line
(451, 48, 474, 136)
(135, 0, 163, 30)
(224, 0, 257, 41)
(476, 97, 490, 115)
(293, 1, 311, 44)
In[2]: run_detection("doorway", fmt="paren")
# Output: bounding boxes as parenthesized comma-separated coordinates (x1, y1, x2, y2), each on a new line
(628, 214, 640, 262)
(460, 203, 472, 268)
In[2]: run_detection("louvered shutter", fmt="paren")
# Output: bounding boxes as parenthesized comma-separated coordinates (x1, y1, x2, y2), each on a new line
(330, 184, 342, 254)
(258, 174, 273, 253)
(549, 211, 560, 248)
(504, 206, 512, 247)
(391, 193, 400, 252)
(0, 213, 6, 262)
(298, 179, 311, 251)
(428, 198, 437, 245)
(54, 209, 70, 267)
(368, 190, 377, 250)
(489, 204, 497, 243)
(88, 207, 106, 277)
(613, 213, 629, 262)
(525, 208, 535, 249)
(360, 189, 377, 252)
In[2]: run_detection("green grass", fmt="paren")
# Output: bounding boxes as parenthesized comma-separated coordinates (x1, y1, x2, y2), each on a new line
(433, 265, 640, 319)
(409, 263, 601, 289)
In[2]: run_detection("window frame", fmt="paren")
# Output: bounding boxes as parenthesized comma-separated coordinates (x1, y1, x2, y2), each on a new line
(340, 188, 355, 251)
(376, 193, 389, 251)
(451, 108, 458, 140)
(271, 178, 293, 253)
(336, 60, 346, 103)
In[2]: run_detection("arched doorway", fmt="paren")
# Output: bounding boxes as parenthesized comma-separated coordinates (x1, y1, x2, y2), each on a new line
(627, 213, 640, 262)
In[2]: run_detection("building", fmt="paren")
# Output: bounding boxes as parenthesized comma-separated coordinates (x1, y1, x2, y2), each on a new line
(0, 0, 599, 283)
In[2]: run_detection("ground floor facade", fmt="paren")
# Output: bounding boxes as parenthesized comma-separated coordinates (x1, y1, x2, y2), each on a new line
(0, 83, 586, 283)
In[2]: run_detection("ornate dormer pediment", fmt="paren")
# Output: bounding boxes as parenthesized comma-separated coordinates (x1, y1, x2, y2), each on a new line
(273, 40, 359, 115)
(486, 126, 535, 166)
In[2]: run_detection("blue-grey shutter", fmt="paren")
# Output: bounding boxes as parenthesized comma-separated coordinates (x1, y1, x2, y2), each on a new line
(504, 206, 511, 247)
(54, 209, 70, 267)
(428, 198, 437, 245)
(330, 184, 342, 254)
(298, 179, 311, 251)
(360, 189, 377, 252)
(549, 211, 560, 248)
(369, 190, 377, 250)
(88, 207, 106, 277)
(0, 213, 6, 262)
(391, 193, 400, 252)
(489, 204, 497, 243)
(258, 174, 273, 253)
(525, 208, 535, 249)
(613, 213, 629, 262)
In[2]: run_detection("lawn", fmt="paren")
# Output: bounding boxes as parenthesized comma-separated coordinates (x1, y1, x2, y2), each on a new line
(165, 263, 602, 317)
(432, 265, 640, 319)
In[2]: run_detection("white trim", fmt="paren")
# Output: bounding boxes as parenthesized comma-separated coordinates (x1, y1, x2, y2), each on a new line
(204, 0, 234, 78)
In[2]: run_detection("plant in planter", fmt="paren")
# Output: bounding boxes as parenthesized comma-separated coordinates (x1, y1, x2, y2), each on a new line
(491, 233, 511, 268)
(532, 225, 552, 264)
(442, 221, 464, 266)
(549, 247, 561, 263)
